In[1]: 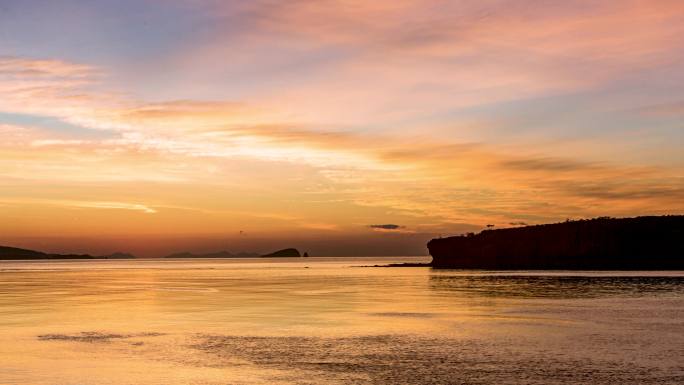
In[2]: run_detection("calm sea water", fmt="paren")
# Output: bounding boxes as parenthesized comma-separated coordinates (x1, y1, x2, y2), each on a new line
(1, 257, 683, 384)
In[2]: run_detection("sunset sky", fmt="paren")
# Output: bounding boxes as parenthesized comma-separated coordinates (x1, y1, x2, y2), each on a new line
(1, 0, 683, 256)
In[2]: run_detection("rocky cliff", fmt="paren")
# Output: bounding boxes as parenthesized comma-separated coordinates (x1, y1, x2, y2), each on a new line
(428, 216, 684, 269)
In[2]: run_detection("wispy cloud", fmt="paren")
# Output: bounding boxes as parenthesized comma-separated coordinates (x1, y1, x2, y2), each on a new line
(0, 56, 98, 79)
(635, 101, 684, 117)
(0, 198, 157, 214)
(70, 201, 157, 214)
(173, 0, 684, 126)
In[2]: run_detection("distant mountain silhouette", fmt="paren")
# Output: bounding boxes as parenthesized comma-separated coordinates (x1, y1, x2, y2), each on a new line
(170, 248, 302, 258)
(0, 245, 304, 260)
(261, 248, 301, 258)
(428, 216, 684, 269)
(164, 251, 260, 258)
(104, 252, 137, 259)
(0, 246, 136, 260)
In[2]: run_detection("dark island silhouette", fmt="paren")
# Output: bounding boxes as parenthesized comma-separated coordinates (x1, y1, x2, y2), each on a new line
(260, 248, 302, 258)
(0, 246, 135, 260)
(428, 215, 684, 269)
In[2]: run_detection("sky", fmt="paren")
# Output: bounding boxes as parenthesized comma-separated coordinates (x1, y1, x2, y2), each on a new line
(1, 0, 683, 256)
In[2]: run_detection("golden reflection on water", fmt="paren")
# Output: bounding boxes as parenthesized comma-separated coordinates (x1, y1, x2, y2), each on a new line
(1, 258, 683, 384)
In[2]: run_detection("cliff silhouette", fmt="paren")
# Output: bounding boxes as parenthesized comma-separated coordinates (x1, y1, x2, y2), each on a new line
(428, 216, 684, 269)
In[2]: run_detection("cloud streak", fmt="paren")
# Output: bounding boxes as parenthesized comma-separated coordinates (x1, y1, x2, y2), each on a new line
(369, 224, 403, 230)
(71, 201, 157, 214)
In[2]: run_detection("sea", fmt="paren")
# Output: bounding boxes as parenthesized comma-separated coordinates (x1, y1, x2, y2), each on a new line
(0, 257, 682, 384)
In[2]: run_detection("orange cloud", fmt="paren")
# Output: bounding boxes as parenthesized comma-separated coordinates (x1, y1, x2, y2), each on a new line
(0, 56, 98, 79)
(184, 0, 684, 114)
(1, 22, 683, 246)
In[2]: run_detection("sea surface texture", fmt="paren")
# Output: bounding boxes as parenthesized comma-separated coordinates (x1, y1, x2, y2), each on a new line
(1, 257, 683, 384)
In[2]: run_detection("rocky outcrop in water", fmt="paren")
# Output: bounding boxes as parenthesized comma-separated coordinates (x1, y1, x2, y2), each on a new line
(428, 216, 684, 269)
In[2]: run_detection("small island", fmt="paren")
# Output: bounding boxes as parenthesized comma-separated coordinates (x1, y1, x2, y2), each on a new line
(428, 215, 684, 269)
(260, 248, 301, 258)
